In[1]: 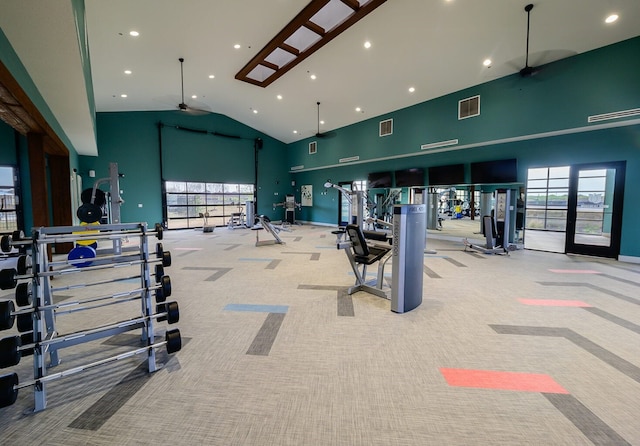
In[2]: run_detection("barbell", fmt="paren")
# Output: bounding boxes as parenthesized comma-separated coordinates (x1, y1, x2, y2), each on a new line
(0, 249, 171, 290)
(0, 328, 181, 408)
(0, 276, 172, 331)
(0, 301, 180, 369)
(0, 223, 164, 252)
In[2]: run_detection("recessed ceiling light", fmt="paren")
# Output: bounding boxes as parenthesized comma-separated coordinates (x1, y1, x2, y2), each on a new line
(253, 109, 258, 114)
(120, 94, 128, 98)
(277, 95, 283, 100)
(129, 31, 139, 37)
(293, 130, 298, 134)
(605, 14, 619, 24)
(408, 87, 415, 93)
(364, 41, 371, 49)
(124, 70, 132, 75)
(483, 58, 492, 67)
(208, 74, 215, 79)
(234, 44, 241, 49)
(310, 74, 317, 80)
(191, 95, 197, 99)
(355, 107, 362, 112)
(320, 120, 325, 125)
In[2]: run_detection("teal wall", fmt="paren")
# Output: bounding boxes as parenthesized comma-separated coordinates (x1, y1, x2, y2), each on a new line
(287, 37, 640, 258)
(79, 111, 290, 224)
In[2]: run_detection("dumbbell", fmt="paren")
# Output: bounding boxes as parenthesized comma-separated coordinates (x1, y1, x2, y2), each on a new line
(0, 328, 181, 408)
(0, 301, 180, 369)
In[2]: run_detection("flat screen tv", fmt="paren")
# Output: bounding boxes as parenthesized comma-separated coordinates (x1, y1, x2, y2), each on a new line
(470, 159, 517, 184)
(367, 171, 392, 188)
(428, 164, 465, 186)
(394, 168, 424, 187)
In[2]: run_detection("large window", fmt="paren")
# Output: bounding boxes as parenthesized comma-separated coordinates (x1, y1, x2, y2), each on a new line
(165, 181, 254, 229)
(0, 167, 18, 232)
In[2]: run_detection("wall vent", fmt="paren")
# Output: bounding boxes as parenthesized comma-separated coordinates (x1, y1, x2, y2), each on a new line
(290, 165, 304, 171)
(458, 95, 480, 119)
(379, 119, 393, 136)
(339, 156, 359, 163)
(588, 107, 640, 123)
(308, 141, 317, 154)
(420, 139, 459, 151)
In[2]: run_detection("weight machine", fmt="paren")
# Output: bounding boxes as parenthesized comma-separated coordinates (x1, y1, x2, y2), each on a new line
(324, 182, 366, 229)
(463, 189, 516, 255)
(273, 194, 301, 227)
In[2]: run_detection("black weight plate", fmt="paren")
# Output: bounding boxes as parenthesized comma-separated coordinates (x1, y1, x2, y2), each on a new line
(19, 332, 34, 356)
(0, 336, 21, 369)
(0, 236, 11, 254)
(166, 301, 179, 324)
(11, 231, 23, 242)
(161, 275, 171, 299)
(81, 188, 106, 207)
(0, 269, 17, 291)
(155, 243, 163, 258)
(154, 265, 164, 283)
(156, 303, 167, 322)
(162, 251, 171, 268)
(165, 329, 182, 354)
(76, 203, 103, 224)
(16, 255, 28, 275)
(155, 223, 163, 240)
(16, 313, 32, 333)
(0, 372, 18, 408)
(0, 300, 15, 330)
(15, 282, 31, 307)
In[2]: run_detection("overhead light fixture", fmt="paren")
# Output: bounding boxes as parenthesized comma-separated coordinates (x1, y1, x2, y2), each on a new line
(120, 94, 128, 98)
(253, 109, 258, 114)
(234, 44, 241, 49)
(208, 74, 215, 79)
(293, 130, 298, 134)
(277, 94, 283, 100)
(124, 70, 132, 75)
(364, 41, 372, 49)
(408, 87, 415, 93)
(605, 14, 618, 24)
(310, 74, 317, 80)
(355, 107, 362, 112)
(483, 58, 492, 67)
(129, 31, 139, 37)
(235, 0, 387, 87)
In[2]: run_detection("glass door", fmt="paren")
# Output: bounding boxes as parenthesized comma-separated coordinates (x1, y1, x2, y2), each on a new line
(566, 161, 625, 258)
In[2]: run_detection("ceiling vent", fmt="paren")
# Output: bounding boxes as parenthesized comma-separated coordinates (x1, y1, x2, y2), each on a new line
(309, 141, 317, 154)
(291, 165, 304, 171)
(458, 95, 480, 120)
(339, 156, 359, 163)
(379, 118, 393, 136)
(588, 107, 640, 123)
(420, 139, 459, 151)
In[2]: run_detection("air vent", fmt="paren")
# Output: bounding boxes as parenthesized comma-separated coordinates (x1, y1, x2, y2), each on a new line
(290, 165, 304, 171)
(309, 141, 317, 155)
(339, 156, 359, 163)
(379, 119, 393, 137)
(588, 108, 640, 123)
(458, 95, 480, 120)
(420, 139, 459, 151)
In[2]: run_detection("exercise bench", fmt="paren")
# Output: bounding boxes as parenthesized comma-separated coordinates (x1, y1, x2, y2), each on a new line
(338, 224, 392, 299)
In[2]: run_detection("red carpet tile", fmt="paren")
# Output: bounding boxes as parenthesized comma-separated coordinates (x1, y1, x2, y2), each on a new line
(440, 368, 569, 393)
(518, 298, 592, 307)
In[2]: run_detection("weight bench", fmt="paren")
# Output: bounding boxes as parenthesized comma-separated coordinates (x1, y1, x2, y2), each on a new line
(253, 215, 284, 246)
(338, 224, 392, 299)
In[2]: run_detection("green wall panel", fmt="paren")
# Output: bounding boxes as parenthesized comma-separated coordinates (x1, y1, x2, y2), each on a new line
(82, 111, 290, 225)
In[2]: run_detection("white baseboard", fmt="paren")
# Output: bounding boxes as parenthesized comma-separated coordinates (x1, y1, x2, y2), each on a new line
(618, 255, 640, 264)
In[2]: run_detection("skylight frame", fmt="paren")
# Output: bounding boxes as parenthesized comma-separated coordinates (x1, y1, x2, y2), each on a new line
(235, 0, 387, 87)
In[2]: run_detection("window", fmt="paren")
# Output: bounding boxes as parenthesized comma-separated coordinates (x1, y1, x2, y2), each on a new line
(165, 181, 254, 229)
(309, 141, 317, 155)
(0, 167, 19, 232)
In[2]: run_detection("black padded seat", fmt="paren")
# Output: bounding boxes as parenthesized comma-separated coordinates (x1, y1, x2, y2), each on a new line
(346, 224, 390, 265)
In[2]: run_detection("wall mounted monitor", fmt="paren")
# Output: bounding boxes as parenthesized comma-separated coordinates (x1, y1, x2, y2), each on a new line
(470, 159, 518, 184)
(367, 171, 392, 188)
(395, 168, 425, 187)
(428, 164, 465, 186)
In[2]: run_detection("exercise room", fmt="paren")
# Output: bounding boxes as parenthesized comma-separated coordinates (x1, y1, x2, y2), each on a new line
(1, 1, 640, 445)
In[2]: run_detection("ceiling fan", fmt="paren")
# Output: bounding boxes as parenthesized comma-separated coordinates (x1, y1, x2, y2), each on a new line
(519, 4, 539, 77)
(176, 58, 210, 114)
(315, 102, 335, 138)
